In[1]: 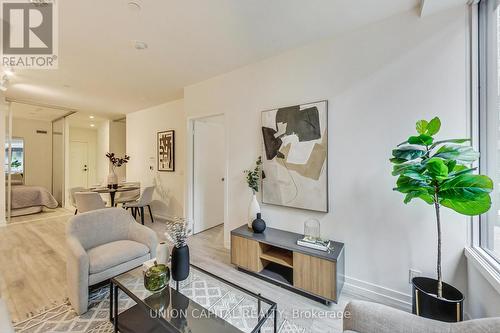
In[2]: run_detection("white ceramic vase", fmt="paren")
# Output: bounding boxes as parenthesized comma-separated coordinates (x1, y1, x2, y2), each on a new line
(248, 193, 261, 229)
(107, 168, 118, 185)
(156, 242, 169, 265)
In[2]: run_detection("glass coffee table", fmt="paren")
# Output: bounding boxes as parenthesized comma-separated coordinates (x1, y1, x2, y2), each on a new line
(110, 264, 277, 333)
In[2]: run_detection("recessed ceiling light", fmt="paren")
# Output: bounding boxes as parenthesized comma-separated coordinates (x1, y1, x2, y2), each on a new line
(89, 115, 95, 119)
(127, 1, 141, 11)
(133, 41, 148, 50)
(90, 124, 95, 127)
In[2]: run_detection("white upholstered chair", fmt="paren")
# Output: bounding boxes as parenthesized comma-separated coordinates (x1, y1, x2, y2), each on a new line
(114, 189, 140, 207)
(123, 186, 155, 225)
(66, 208, 157, 315)
(74, 192, 106, 213)
(69, 187, 87, 214)
(0, 299, 14, 333)
(343, 301, 500, 333)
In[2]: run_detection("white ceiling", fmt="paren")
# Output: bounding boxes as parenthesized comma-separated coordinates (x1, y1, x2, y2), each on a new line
(11, 102, 68, 122)
(3, 0, 419, 115)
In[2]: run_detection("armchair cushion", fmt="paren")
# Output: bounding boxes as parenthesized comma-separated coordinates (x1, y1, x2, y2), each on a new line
(88, 240, 149, 274)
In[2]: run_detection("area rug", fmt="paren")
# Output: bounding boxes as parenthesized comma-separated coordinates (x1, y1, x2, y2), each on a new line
(13, 270, 306, 333)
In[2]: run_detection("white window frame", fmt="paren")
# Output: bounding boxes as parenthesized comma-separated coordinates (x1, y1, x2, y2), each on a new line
(467, 0, 500, 292)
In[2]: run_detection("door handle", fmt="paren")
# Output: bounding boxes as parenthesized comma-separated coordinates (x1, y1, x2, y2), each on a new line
(221, 178, 225, 181)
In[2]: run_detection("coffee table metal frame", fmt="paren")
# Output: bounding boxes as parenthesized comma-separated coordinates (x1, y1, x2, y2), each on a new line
(109, 263, 278, 333)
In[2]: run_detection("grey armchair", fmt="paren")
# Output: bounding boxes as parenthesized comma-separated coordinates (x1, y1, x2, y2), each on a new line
(66, 208, 158, 315)
(343, 301, 500, 333)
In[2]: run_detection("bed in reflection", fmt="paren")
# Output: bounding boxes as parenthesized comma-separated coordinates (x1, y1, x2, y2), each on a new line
(10, 181, 58, 217)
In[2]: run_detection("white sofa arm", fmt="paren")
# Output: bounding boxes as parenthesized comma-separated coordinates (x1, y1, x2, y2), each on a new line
(128, 222, 158, 256)
(0, 299, 14, 333)
(343, 301, 500, 333)
(66, 236, 89, 315)
(343, 301, 449, 333)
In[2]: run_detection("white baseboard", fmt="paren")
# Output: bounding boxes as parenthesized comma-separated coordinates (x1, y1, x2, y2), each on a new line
(342, 276, 412, 312)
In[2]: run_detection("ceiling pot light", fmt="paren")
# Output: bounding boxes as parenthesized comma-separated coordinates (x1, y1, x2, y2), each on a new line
(89, 115, 95, 119)
(133, 40, 148, 50)
(90, 124, 95, 127)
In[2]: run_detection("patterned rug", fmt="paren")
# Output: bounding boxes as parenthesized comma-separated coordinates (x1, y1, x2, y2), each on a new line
(13, 270, 306, 333)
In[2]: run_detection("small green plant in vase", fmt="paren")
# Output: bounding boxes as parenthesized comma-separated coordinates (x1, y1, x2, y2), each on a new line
(390, 117, 493, 321)
(244, 156, 262, 228)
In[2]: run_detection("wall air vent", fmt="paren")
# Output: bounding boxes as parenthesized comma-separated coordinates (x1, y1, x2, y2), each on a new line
(36, 130, 48, 134)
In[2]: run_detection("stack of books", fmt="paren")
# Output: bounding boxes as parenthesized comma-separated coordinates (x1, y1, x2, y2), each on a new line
(296, 237, 332, 252)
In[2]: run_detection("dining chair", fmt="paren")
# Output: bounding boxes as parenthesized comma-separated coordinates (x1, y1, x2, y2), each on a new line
(123, 186, 155, 225)
(74, 192, 106, 213)
(70, 187, 87, 214)
(114, 189, 141, 207)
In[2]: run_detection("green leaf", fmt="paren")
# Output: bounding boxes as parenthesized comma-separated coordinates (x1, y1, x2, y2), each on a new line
(394, 176, 432, 193)
(433, 144, 480, 163)
(426, 117, 441, 136)
(408, 134, 434, 146)
(448, 165, 476, 177)
(441, 194, 491, 216)
(439, 174, 493, 202)
(402, 170, 429, 182)
(416, 120, 428, 135)
(430, 138, 471, 149)
(404, 190, 434, 205)
(391, 161, 424, 176)
(425, 157, 449, 180)
(392, 146, 427, 161)
(390, 157, 408, 164)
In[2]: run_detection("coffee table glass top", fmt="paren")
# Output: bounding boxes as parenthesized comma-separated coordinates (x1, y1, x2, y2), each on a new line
(112, 264, 276, 333)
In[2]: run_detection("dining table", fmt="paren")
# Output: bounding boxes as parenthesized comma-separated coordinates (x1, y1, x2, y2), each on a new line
(90, 185, 140, 207)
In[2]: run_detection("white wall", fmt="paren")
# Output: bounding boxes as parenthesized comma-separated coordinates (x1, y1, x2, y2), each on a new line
(0, 103, 7, 223)
(96, 121, 110, 185)
(126, 99, 186, 219)
(183, 7, 470, 309)
(12, 118, 52, 191)
(109, 121, 127, 181)
(467, 260, 500, 318)
(69, 127, 98, 187)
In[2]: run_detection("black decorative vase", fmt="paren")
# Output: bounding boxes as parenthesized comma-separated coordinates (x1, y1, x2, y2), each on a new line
(412, 277, 464, 322)
(171, 245, 190, 281)
(252, 213, 266, 233)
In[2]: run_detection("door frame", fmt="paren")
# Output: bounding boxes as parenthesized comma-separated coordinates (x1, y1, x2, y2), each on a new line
(186, 113, 228, 245)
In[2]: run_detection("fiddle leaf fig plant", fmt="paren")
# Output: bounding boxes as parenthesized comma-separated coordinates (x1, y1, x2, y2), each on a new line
(390, 117, 493, 298)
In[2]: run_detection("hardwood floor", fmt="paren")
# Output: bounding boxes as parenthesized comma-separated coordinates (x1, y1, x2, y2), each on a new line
(0, 211, 360, 332)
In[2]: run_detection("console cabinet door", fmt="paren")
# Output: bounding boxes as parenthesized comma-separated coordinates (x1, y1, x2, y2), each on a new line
(293, 252, 336, 301)
(231, 235, 262, 272)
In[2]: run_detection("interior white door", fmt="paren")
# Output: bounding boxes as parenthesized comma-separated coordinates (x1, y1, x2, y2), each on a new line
(193, 115, 225, 234)
(69, 141, 89, 188)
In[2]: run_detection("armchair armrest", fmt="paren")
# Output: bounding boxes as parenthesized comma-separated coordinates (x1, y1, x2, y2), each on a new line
(66, 236, 89, 315)
(343, 301, 449, 333)
(128, 222, 158, 256)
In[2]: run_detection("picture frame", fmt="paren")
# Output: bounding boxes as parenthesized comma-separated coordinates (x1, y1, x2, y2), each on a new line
(157, 130, 175, 172)
(261, 100, 328, 212)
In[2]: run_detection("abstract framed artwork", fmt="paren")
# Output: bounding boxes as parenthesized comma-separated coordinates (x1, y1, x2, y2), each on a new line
(261, 100, 328, 212)
(157, 130, 175, 172)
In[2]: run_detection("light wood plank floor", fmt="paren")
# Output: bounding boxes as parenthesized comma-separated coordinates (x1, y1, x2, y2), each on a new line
(0, 212, 360, 332)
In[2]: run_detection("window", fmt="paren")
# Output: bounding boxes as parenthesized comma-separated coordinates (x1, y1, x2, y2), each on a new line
(4, 138, 24, 175)
(479, 0, 500, 261)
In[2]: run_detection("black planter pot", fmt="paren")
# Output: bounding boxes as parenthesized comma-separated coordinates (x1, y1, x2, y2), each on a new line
(412, 277, 464, 322)
(171, 245, 190, 281)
